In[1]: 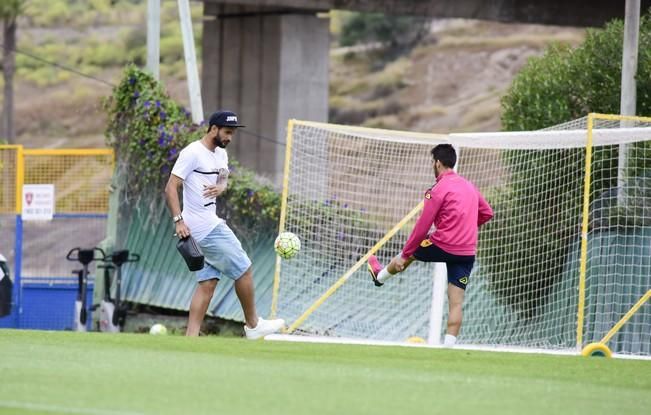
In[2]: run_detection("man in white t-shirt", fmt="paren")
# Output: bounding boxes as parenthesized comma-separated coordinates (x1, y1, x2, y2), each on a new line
(165, 110, 284, 338)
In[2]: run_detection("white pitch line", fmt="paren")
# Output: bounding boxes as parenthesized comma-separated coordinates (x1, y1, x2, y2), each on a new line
(0, 400, 146, 415)
(264, 334, 651, 360)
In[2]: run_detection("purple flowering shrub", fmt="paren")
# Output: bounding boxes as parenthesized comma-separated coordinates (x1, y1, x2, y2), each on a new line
(104, 65, 280, 236)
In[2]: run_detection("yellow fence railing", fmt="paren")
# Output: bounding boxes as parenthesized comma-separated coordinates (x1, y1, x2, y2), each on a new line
(0, 146, 114, 215)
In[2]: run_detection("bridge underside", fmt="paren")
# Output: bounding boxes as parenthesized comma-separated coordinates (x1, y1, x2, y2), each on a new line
(203, 0, 651, 27)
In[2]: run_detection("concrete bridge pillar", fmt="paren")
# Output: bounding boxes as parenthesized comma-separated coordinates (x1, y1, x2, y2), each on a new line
(202, 3, 329, 185)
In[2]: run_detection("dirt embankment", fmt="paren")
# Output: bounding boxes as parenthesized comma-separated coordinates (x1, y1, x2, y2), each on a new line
(330, 19, 585, 134)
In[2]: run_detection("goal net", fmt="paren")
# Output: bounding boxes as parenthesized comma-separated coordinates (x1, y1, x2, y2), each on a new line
(271, 114, 651, 356)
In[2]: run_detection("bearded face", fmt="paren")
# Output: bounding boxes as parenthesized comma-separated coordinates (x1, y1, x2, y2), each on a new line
(213, 126, 235, 148)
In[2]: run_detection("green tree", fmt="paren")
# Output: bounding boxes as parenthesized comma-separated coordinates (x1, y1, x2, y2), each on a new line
(484, 11, 651, 319)
(502, 12, 651, 130)
(0, 0, 24, 143)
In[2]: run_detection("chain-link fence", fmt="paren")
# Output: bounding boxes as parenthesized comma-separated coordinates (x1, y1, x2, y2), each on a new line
(0, 146, 113, 330)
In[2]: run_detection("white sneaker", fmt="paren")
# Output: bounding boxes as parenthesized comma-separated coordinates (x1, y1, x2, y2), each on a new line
(244, 317, 285, 340)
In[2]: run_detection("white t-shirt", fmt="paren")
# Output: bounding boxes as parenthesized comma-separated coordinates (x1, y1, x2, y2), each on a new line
(171, 140, 229, 242)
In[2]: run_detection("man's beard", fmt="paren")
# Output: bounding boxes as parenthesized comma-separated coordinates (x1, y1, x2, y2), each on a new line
(214, 137, 227, 148)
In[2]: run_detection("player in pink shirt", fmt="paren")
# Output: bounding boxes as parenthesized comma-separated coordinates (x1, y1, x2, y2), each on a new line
(368, 144, 493, 346)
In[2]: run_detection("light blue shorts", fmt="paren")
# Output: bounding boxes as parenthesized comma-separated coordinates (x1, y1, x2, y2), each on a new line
(196, 222, 252, 282)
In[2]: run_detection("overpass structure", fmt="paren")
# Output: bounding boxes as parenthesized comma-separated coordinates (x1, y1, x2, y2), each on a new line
(199, 0, 649, 183)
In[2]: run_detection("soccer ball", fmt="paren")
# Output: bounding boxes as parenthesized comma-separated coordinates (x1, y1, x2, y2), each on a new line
(274, 232, 301, 259)
(149, 323, 167, 335)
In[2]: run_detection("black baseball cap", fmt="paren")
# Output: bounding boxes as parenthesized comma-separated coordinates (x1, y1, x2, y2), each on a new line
(208, 110, 245, 128)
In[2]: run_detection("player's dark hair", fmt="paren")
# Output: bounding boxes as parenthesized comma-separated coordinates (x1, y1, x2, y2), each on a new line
(431, 144, 456, 168)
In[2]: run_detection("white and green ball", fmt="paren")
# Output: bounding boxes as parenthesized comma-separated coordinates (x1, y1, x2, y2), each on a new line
(274, 232, 301, 259)
(149, 323, 168, 335)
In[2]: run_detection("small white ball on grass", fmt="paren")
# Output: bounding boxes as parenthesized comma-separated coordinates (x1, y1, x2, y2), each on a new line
(149, 323, 168, 335)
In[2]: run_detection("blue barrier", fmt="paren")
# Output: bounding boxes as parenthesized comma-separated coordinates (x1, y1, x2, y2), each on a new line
(1, 212, 108, 330)
(0, 278, 94, 331)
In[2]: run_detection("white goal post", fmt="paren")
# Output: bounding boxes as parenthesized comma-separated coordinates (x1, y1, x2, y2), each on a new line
(271, 113, 651, 356)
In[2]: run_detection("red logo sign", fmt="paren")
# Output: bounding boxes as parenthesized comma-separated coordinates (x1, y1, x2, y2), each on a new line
(25, 192, 33, 206)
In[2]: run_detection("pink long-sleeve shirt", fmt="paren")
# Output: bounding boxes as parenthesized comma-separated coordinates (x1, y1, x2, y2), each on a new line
(401, 170, 493, 258)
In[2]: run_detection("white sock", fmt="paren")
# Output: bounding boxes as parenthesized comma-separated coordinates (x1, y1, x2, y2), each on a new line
(376, 267, 394, 283)
(444, 334, 457, 346)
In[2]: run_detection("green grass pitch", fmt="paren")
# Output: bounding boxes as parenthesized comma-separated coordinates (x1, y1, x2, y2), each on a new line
(0, 329, 649, 415)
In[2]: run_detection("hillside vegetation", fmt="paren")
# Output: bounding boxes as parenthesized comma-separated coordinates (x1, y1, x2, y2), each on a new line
(1, 2, 585, 148)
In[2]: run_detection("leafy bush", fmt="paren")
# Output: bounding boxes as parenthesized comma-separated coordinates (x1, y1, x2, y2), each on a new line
(160, 34, 184, 65)
(84, 38, 131, 67)
(339, 12, 429, 48)
(16, 66, 67, 87)
(26, 0, 70, 26)
(502, 13, 651, 130)
(25, 0, 146, 27)
(104, 65, 280, 236)
(123, 28, 147, 67)
(485, 11, 651, 318)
